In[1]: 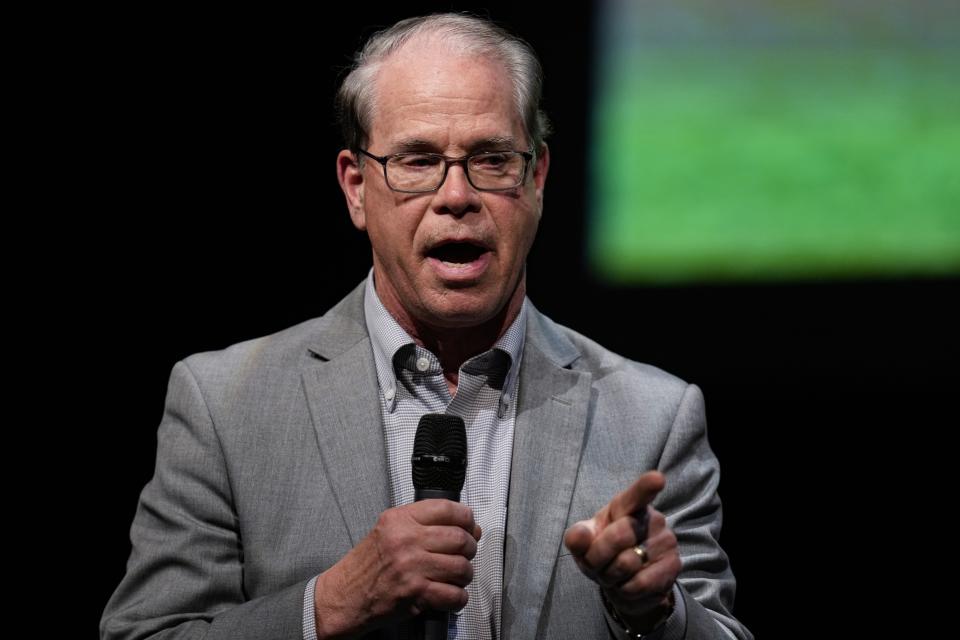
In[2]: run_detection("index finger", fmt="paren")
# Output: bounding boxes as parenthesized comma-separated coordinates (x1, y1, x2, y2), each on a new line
(608, 471, 665, 521)
(410, 500, 479, 537)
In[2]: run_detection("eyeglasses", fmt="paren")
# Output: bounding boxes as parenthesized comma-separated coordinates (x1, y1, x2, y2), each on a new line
(357, 148, 534, 193)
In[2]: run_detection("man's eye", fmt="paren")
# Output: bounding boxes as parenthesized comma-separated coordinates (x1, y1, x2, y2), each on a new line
(473, 153, 509, 168)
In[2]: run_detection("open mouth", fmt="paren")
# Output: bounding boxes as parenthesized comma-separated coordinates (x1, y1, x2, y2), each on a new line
(427, 242, 489, 266)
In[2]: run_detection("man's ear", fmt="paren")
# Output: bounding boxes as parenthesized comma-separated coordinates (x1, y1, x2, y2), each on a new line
(533, 142, 550, 216)
(337, 149, 366, 230)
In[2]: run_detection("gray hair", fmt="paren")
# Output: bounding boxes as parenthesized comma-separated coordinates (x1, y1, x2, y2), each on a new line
(335, 13, 552, 161)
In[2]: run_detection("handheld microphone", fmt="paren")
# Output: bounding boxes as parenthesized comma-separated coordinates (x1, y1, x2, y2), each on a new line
(411, 413, 468, 640)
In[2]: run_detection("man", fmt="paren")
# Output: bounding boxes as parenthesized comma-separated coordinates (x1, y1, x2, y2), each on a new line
(101, 13, 752, 640)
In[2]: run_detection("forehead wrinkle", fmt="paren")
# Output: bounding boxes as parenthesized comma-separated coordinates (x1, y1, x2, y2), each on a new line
(382, 93, 499, 126)
(388, 136, 522, 154)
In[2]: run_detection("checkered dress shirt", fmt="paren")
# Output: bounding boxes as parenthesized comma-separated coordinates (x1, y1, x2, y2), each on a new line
(303, 273, 525, 639)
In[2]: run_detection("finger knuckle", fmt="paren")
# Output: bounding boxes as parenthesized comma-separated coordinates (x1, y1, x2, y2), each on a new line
(460, 559, 475, 583)
(381, 506, 405, 525)
(461, 531, 477, 557)
(649, 509, 666, 527)
(664, 529, 678, 548)
(405, 574, 429, 599)
(618, 580, 641, 597)
(611, 523, 635, 549)
(460, 506, 476, 529)
(629, 572, 653, 595)
(429, 584, 469, 612)
(610, 553, 630, 576)
(669, 554, 682, 575)
(376, 510, 411, 542)
(393, 549, 419, 575)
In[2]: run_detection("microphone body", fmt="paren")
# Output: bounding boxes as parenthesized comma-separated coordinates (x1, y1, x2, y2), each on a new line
(411, 414, 468, 640)
(414, 487, 460, 502)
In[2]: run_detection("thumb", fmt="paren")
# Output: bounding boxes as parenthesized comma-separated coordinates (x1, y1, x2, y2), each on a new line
(563, 518, 599, 557)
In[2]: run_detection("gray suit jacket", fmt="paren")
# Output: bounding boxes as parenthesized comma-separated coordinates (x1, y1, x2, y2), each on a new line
(101, 281, 752, 640)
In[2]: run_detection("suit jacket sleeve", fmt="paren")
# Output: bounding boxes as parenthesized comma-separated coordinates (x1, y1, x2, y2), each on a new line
(100, 360, 309, 640)
(654, 383, 753, 640)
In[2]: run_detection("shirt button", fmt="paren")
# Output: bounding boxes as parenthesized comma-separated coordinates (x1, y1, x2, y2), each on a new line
(416, 357, 430, 372)
(384, 387, 395, 401)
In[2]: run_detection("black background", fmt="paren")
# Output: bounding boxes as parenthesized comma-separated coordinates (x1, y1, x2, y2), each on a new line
(80, 3, 957, 637)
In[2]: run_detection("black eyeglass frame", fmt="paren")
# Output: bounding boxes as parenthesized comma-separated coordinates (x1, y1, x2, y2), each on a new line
(356, 148, 535, 193)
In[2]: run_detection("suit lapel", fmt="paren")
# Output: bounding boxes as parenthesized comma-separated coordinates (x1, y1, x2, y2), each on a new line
(301, 284, 391, 546)
(299, 287, 592, 638)
(502, 307, 591, 639)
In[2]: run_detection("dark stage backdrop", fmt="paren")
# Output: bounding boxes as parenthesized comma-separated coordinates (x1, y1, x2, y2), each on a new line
(83, 4, 957, 638)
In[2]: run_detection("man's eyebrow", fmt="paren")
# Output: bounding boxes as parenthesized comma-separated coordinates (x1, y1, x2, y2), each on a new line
(389, 139, 436, 153)
(390, 137, 522, 154)
(465, 137, 521, 152)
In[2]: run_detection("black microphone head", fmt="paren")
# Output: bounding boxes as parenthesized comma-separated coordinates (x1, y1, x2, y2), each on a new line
(412, 413, 467, 493)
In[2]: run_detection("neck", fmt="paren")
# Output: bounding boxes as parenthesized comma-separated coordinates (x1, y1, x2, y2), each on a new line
(375, 276, 526, 392)
(413, 295, 522, 379)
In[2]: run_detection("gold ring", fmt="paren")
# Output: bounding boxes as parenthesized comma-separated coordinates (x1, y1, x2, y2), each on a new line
(633, 544, 649, 566)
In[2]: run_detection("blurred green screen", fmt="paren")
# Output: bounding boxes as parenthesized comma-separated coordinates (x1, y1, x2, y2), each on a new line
(589, 0, 959, 283)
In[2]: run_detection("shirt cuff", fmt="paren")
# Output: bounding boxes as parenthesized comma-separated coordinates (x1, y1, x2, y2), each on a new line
(603, 582, 686, 639)
(303, 575, 319, 640)
(656, 583, 687, 640)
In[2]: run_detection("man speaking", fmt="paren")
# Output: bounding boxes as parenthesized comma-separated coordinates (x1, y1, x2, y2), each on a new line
(101, 13, 752, 640)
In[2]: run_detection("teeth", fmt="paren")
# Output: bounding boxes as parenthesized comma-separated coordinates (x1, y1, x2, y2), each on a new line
(441, 260, 471, 268)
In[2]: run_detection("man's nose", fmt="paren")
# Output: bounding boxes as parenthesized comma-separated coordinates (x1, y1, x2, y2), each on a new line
(433, 162, 482, 217)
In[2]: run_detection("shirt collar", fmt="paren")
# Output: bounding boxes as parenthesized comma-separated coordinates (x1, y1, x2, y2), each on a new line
(363, 269, 527, 411)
